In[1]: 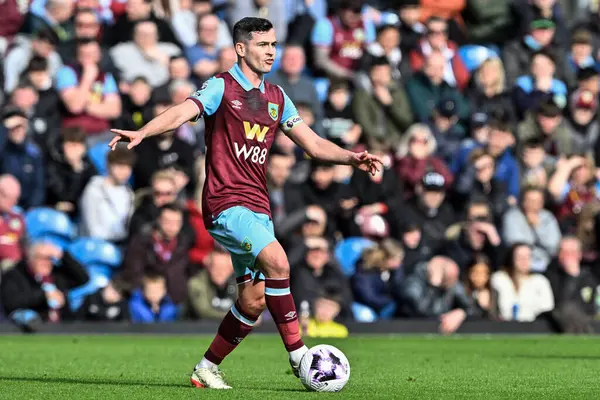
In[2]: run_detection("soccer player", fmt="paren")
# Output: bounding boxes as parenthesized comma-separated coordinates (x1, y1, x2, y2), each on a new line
(109, 17, 382, 389)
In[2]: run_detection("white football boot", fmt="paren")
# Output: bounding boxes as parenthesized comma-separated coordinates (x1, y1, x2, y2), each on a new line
(190, 365, 232, 389)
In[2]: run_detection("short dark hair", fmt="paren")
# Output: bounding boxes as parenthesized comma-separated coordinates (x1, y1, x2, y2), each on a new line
(232, 17, 273, 44)
(61, 127, 86, 144)
(531, 48, 556, 66)
(107, 147, 137, 167)
(35, 28, 59, 46)
(158, 203, 183, 216)
(26, 56, 48, 73)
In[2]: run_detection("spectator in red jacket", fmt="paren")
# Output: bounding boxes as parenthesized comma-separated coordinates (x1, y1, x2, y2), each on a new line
(186, 195, 214, 268)
(395, 123, 454, 199)
(409, 17, 470, 91)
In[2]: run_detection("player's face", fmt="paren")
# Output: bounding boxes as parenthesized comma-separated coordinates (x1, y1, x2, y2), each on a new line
(239, 29, 277, 74)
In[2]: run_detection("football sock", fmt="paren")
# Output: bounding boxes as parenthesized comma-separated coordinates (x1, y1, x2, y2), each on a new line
(202, 301, 258, 366)
(264, 278, 305, 354)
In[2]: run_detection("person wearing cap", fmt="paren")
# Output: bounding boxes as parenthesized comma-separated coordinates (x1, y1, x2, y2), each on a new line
(566, 89, 599, 154)
(352, 55, 413, 150)
(311, 0, 376, 80)
(398, 171, 456, 258)
(517, 95, 573, 160)
(429, 96, 466, 164)
(513, 49, 568, 119)
(0, 107, 45, 209)
(3, 27, 63, 94)
(576, 66, 600, 96)
(503, 17, 572, 87)
(455, 112, 490, 159)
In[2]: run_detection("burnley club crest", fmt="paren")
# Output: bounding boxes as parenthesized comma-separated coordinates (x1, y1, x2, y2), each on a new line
(268, 102, 279, 121)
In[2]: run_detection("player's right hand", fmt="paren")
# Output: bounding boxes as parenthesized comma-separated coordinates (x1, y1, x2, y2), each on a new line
(108, 129, 145, 150)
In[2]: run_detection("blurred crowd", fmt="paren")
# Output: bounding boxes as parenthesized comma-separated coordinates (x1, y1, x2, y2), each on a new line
(1, 0, 600, 335)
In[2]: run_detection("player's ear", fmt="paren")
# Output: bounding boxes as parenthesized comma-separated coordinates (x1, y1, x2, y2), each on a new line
(235, 42, 246, 58)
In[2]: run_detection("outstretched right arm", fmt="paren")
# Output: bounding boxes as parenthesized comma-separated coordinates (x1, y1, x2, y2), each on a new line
(109, 77, 225, 150)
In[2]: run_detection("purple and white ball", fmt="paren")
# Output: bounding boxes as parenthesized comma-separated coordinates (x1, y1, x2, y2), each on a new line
(299, 345, 351, 392)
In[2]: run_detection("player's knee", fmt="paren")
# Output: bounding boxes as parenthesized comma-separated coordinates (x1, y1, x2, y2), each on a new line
(263, 254, 290, 278)
(242, 295, 266, 316)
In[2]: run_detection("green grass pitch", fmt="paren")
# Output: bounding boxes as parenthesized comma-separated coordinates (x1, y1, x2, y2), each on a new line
(0, 334, 598, 399)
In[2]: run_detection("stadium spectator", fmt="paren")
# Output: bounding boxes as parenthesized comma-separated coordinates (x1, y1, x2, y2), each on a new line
(490, 242, 555, 321)
(311, 0, 375, 80)
(395, 0, 425, 54)
(0, 106, 45, 209)
(78, 281, 129, 322)
(443, 199, 504, 272)
(576, 66, 599, 97)
(8, 80, 50, 148)
(186, 189, 215, 269)
(187, 246, 237, 320)
(103, 0, 179, 48)
(405, 52, 469, 123)
(20, 0, 75, 42)
(116, 76, 154, 132)
(0, 241, 89, 323)
(352, 56, 413, 150)
(0, 0, 27, 42)
(398, 172, 455, 259)
(321, 80, 361, 147)
(22, 57, 61, 146)
(502, 17, 572, 86)
(463, 255, 492, 318)
(452, 148, 510, 220)
(461, 0, 515, 45)
(351, 238, 404, 315)
(503, 186, 561, 273)
(291, 236, 352, 320)
(519, 137, 554, 190)
(131, 125, 195, 194)
(129, 170, 178, 235)
(268, 45, 323, 133)
(452, 119, 520, 202)
(56, 38, 121, 144)
(79, 147, 135, 244)
(58, 8, 118, 77)
(567, 30, 595, 75)
(513, 50, 568, 119)
(3, 27, 62, 94)
(548, 155, 598, 233)
(466, 57, 516, 124)
(110, 20, 181, 88)
(229, 0, 287, 44)
(517, 97, 573, 163)
(546, 236, 598, 332)
(399, 223, 431, 270)
(129, 274, 178, 323)
(185, 13, 221, 83)
(511, 0, 569, 48)
(358, 23, 411, 86)
(118, 204, 194, 305)
(394, 124, 453, 198)
(408, 17, 470, 91)
(428, 97, 466, 164)
(399, 256, 472, 334)
(566, 89, 599, 155)
(45, 127, 96, 217)
(170, 0, 233, 50)
(0, 175, 25, 272)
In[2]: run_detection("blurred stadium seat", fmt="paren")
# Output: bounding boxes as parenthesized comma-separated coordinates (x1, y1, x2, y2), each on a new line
(25, 208, 75, 250)
(458, 45, 500, 72)
(352, 302, 377, 323)
(334, 237, 375, 276)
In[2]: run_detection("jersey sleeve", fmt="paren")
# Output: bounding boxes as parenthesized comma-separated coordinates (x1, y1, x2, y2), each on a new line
(311, 18, 334, 47)
(278, 86, 303, 133)
(186, 77, 225, 121)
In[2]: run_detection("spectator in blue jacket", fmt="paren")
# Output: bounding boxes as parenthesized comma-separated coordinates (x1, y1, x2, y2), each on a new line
(451, 118, 520, 203)
(0, 107, 45, 209)
(129, 274, 178, 323)
(351, 238, 404, 316)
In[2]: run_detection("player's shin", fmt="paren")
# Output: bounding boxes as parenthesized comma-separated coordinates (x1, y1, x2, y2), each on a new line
(198, 301, 258, 369)
(264, 278, 308, 365)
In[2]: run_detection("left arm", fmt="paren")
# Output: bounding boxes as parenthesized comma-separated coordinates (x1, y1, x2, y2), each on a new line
(279, 87, 382, 173)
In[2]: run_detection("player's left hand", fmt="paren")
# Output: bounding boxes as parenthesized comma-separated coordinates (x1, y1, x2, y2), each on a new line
(108, 129, 145, 150)
(350, 150, 383, 176)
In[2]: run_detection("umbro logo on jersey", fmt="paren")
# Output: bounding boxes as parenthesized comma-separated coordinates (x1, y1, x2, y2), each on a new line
(231, 100, 242, 110)
(284, 311, 297, 320)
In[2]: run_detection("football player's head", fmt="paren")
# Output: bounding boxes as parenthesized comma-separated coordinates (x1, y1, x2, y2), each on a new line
(233, 17, 276, 75)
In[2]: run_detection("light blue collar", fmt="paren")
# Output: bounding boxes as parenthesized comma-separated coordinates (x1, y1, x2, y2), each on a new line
(229, 63, 265, 93)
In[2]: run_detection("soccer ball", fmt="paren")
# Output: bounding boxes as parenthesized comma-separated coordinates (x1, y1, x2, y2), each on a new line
(298, 344, 350, 392)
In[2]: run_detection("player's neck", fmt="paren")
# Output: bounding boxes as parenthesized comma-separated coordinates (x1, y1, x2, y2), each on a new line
(238, 62, 264, 89)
